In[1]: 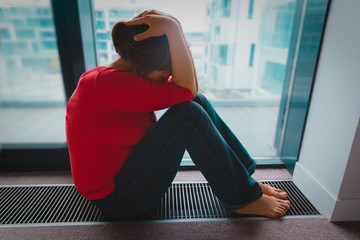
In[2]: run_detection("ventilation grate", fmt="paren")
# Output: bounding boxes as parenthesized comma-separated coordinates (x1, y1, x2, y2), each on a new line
(0, 181, 319, 225)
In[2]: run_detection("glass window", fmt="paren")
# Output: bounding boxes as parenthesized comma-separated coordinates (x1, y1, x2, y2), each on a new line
(32, 42, 39, 53)
(97, 41, 107, 50)
(35, 8, 51, 16)
(16, 29, 36, 39)
(40, 31, 55, 38)
(27, 18, 40, 27)
(98, 53, 108, 63)
(10, 7, 32, 16)
(248, 0, 254, 19)
(96, 32, 109, 40)
(109, 21, 116, 29)
(261, 61, 286, 95)
(91, 0, 306, 162)
(96, 20, 105, 30)
(219, 45, 228, 65)
(39, 18, 53, 28)
(0, 28, 11, 39)
(0, 0, 66, 145)
(223, 0, 231, 17)
(42, 40, 57, 49)
(249, 43, 255, 67)
(95, 10, 105, 19)
(109, 9, 135, 19)
(13, 19, 26, 27)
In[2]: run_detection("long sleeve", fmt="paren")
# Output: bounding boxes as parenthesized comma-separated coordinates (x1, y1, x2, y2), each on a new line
(96, 67, 194, 112)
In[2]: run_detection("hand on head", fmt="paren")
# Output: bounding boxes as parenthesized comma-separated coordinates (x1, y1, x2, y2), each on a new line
(133, 10, 180, 24)
(125, 10, 180, 41)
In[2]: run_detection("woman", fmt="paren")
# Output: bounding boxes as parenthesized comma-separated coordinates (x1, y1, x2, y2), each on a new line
(66, 10, 290, 219)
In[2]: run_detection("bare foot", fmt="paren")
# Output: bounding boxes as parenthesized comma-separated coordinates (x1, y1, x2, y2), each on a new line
(254, 179, 288, 199)
(234, 194, 291, 218)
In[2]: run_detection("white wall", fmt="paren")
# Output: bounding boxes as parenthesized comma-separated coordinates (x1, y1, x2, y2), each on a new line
(293, 0, 360, 221)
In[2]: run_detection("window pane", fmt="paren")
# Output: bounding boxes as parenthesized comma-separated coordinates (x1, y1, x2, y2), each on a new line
(0, 0, 66, 145)
(92, 0, 302, 161)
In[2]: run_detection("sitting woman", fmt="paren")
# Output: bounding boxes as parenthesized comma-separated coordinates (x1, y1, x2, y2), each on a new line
(66, 10, 290, 219)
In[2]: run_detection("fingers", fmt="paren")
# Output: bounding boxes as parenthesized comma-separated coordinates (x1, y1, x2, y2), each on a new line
(125, 14, 175, 41)
(125, 17, 151, 41)
(124, 18, 158, 41)
(132, 11, 148, 20)
(132, 10, 180, 26)
(132, 10, 162, 20)
(132, 31, 150, 41)
(125, 17, 146, 26)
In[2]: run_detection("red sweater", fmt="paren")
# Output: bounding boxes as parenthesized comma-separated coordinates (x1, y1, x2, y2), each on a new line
(66, 66, 194, 200)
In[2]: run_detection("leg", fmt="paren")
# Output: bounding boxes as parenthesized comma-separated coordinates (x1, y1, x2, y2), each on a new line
(192, 93, 256, 174)
(193, 93, 288, 200)
(93, 101, 289, 219)
(92, 103, 191, 218)
(93, 101, 262, 218)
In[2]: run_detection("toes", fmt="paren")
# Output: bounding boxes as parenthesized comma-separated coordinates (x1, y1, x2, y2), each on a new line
(281, 201, 291, 210)
(281, 193, 288, 199)
(263, 185, 288, 199)
(275, 208, 286, 217)
(276, 191, 288, 199)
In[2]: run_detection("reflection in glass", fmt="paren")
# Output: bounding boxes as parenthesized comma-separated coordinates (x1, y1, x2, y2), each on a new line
(0, 0, 66, 144)
(92, 0, 301, 159)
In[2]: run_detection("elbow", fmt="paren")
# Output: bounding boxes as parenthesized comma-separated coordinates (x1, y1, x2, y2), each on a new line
(188, 82, 197, 98)
(191, 88, 198, 98)
(190, 76, 198, 97)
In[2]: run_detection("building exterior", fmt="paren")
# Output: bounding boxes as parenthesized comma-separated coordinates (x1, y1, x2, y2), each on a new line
(93, 6, 147, 66)
(0, 0, 299, 104)
(0, 2, 63, 104)
(204, 0, 297, 101)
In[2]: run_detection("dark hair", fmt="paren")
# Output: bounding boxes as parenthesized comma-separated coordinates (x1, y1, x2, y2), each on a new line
(111, 21, 171, 76)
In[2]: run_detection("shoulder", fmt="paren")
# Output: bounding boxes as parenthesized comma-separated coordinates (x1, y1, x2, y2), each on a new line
(98, 66, 129, 78)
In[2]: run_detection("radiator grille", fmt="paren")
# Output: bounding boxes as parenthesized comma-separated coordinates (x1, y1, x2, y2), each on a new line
(0, 181, 319, 225)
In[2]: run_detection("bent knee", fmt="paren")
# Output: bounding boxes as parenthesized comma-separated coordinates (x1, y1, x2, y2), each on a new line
(172, 100, 202, 112)
(169, 100, 206, 119)
(193, 93, 206, 103)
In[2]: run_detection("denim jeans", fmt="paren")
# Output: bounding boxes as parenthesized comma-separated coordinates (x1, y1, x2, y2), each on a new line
(92, 93, 263, 219)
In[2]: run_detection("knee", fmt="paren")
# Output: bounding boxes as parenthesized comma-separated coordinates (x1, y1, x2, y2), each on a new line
(193, 93, 210, 109)
(172, 100, 203, 113)
(169, 100, 206, 120)
(193, 93, 206, 103)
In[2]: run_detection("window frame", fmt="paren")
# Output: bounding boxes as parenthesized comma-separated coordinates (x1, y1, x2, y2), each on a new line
(0, 0, 96, 171)
(0, 0, 330, 172)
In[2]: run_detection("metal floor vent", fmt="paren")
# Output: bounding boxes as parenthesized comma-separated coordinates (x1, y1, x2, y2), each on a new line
(0, 181, 320, 225)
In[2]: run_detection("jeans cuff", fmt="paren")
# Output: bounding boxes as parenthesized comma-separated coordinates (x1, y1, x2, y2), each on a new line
(247, 160, 257, 175)
(220, 187, 263, 212)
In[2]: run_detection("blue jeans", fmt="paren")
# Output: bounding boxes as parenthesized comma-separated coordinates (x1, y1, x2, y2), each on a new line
(92, 93, 263, 219)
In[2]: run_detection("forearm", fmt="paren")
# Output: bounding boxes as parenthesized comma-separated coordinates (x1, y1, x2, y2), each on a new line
(173, 19, 199, 93)
(126, 13, 198, 95)
(188, 48, 198, 93)
(166, 22, 197, 96)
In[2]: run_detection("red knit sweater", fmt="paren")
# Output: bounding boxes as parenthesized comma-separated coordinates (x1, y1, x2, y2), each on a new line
(66, 66, 194, 200)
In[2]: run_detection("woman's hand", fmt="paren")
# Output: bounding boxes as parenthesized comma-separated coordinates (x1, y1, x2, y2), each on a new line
(125, 13, 179, 41)
(126, 10, 198, 97)
(133, 10, 181, 26)
(134, 10, 196, 92)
